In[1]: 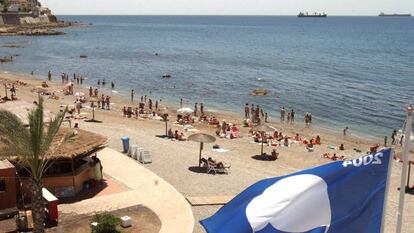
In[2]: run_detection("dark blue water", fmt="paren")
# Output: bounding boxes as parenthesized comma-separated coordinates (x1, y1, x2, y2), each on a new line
(0, 16, 413, 138)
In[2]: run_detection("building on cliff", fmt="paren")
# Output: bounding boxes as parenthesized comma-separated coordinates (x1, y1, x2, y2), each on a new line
(0, 0, 56, 25)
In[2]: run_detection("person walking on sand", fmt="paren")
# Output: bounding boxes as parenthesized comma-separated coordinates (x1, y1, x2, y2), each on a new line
(48, 71, 52, 81)
(89, 87, 93, 97)
(106, 96, 111, 110)
(94, 88, 98, 97)
(201, 103, 204, 115)
(131, 89, 134, 102)
(101, 94, 105, 109)
(343, 126, 349, 136)
(391, 130, 397, 145)
(194, 103, 198, 116)
(287, 111, 291, 123)
(149, 98, 153, 110)
(244, 103, 250, 119)
(280, 106, 285, 122)
(400, 135, 404, 146)
(155, 100, 159, 111)
(384, 136, 387, 147)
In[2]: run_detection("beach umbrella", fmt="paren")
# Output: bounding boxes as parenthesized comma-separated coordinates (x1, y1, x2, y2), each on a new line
(252, 124, 274, 156)
(177, 107, 194, 114)
(84, 97, 101, 123)
(160, 107, 169, 137)
(188, 133, 216, 167)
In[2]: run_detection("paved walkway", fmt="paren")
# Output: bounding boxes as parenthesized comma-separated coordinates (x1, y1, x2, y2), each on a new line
(59, 148, 194, 233)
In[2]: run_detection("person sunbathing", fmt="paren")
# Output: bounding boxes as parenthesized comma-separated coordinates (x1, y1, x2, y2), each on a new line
(269, 149, 279, 160)
(293, 133, 301, 141)
(253, 132, 261, 143)
(178, 132, 186, 141)
(230, 125, 239, 139)
(207, 157, 230, 169)
(272, 131, 278, 139)
(48, 92, 59, 100)
(316, 135, 321, 145)
(370, 144, 380, 154)
(209, 116, 219, 125)
(283, 137, 289, 147)
(168, 128, 174, 138)
(339, 144, 345, 151)
(323, 153, 339, 161)
(277, 132, 284, 141)
(122, 106, 127, 117)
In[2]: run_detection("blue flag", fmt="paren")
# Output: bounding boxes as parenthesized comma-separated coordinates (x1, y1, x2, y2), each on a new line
(201, 148, 392, 233)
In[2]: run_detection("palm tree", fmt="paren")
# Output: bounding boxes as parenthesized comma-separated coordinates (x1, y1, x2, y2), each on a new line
(0, 97, 67, 233)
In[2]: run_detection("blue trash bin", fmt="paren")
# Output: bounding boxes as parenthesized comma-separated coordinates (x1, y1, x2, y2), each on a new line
(121, 136, 130, 153)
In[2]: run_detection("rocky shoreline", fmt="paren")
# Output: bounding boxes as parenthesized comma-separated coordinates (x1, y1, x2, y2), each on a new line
(0, 21, 84, 36)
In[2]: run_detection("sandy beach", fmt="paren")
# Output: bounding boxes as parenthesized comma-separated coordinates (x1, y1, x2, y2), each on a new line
(0, 71, 413, 233)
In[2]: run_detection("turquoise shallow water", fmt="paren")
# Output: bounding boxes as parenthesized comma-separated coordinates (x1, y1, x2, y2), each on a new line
(0, 16, 413, 138)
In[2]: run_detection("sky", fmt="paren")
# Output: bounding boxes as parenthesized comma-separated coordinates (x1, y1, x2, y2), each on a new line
(41, 0, 413, 16)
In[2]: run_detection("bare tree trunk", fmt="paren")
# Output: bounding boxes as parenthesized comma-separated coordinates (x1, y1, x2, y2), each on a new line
(31, 180, 45, 233)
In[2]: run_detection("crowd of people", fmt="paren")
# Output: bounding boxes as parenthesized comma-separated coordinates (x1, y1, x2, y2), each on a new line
(244, 103, 268, 125)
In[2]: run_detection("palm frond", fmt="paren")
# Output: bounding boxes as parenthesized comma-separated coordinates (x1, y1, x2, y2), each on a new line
(0, 109, 31, 158)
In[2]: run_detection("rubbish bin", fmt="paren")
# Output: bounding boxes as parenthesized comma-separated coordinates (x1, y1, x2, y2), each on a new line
(121, 136, 130, 153)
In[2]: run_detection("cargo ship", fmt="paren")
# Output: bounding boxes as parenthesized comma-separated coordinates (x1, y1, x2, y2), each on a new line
(379, 12, 411, 17)
(298, 12, 327, 18)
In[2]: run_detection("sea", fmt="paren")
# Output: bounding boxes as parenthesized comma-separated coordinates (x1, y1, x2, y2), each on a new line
(0, 16, 413, 139)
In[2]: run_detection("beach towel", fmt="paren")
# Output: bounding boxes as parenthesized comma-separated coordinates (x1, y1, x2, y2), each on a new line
(212, 148, 230, 153)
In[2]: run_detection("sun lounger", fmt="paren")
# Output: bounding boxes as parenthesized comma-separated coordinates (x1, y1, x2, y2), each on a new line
(204, 161, 230, 175)
(128, 145, 138, 157)
(133, 147, 144, 160)
(139, 150, 152, 164)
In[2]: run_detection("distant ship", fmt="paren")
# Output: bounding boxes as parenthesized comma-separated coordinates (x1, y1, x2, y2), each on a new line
(379, 12, 411, 17)
(298, 12, 327, 18)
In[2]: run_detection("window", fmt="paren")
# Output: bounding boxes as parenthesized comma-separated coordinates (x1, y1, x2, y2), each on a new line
(0, 179, 5, 192)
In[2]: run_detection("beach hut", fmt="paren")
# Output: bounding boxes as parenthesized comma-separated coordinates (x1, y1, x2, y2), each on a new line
(1, 128, 107, 198)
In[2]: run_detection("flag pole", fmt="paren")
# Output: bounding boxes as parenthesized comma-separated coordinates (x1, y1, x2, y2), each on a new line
(396, 104, 413, 233)
(380, 148, 394, 233)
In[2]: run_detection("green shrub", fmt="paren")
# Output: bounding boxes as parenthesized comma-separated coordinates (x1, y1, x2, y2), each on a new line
(91, 213, 122, 233)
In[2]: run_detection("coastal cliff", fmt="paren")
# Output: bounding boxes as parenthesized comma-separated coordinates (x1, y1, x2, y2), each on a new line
(0, 0, 78, 36)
